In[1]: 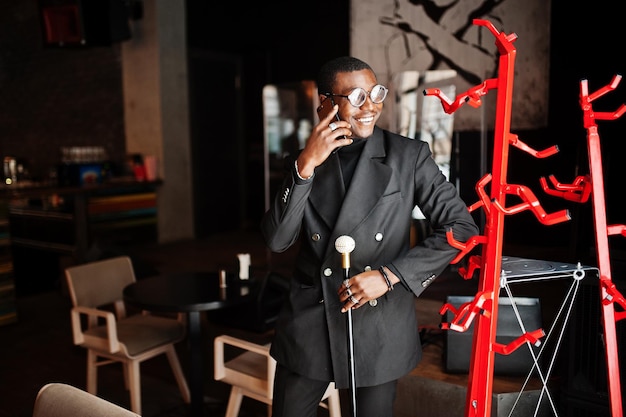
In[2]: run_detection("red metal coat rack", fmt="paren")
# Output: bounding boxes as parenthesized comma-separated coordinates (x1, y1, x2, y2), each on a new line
(423, 18, 624, 417)
(542, 75, 626, 417)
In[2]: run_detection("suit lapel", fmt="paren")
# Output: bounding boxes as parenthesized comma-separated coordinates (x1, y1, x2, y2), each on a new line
(327, 128, 393, 258)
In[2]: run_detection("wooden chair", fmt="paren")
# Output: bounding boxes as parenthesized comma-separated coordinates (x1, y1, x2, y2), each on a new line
(32, 382, 141, 417)
(64, 256, 190, 415)
(214, 334, 342, 417)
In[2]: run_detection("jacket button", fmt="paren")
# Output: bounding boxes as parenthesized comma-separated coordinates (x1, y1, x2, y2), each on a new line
(324, 268, 332, 277)
(312, 233, 321, 241)
(421, 274, 436, 287)
(364, 265, 372, 271)
(375, 232, 383, 241)
(369, 299, 378, 307)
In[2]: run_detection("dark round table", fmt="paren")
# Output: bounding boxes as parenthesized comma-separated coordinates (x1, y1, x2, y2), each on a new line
(123, 271, 257, 417)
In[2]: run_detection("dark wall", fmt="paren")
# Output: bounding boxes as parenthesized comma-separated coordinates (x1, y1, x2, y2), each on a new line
(0, 1, 127, 181)
(185, 0, 350, 228)
(2, 0, 626, 259)
(185, 1, 350, 83)
(527, 0, 626, 259)
(549, 0, 626, 236)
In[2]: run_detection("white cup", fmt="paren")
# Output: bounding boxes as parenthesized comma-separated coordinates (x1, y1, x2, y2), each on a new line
(237, 253, 251, 280)
(219, 269, 227, 288)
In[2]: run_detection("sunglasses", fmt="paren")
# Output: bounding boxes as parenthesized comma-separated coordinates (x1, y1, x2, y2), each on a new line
(323, 84, 388, 107)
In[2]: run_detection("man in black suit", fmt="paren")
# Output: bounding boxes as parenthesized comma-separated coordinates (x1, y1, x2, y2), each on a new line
(261, 56, 479, 417)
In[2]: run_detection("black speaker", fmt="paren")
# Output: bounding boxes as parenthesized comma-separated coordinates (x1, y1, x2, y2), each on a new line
(443, 295, 542, 376)
(39, 0, 132, 47)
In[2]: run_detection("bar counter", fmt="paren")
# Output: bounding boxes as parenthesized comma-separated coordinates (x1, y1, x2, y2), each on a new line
(1, 178, 162, 296)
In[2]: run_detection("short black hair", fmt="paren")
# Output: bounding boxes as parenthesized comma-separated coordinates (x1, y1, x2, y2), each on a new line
(316, 56, 375, 95)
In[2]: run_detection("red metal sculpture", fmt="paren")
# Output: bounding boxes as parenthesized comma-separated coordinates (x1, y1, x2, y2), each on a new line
(542, 74, 626, 417)
(422, 18, 622, 417)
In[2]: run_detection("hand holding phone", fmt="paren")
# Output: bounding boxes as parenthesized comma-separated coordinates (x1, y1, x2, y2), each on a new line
(317, 98, 346, 139)
(317, 98, 340, 122)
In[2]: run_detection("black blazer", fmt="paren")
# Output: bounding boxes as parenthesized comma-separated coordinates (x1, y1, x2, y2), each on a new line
(261, 126, 479, 388)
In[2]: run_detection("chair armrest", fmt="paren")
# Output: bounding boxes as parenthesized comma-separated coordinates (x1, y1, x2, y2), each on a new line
(214, 334, 272, 381)
(140, 309, 187, 325)
(71, 306, 120, 353)
(215, 335, 271, 355)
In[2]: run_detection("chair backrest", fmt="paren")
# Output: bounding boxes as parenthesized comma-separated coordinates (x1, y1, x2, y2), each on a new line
(32, 383, 141, 417)
(65, 256, 136, 309)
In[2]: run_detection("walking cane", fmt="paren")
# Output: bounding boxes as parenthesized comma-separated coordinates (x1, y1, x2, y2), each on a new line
(335, 235, 357, 417)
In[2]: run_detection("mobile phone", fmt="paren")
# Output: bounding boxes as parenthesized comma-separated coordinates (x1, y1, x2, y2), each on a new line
(317, 98, 346, 139)
(317, 97, 340, 122)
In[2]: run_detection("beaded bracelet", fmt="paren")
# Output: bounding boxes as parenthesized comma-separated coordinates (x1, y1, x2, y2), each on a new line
(379, 266, 394, 292)
(294, 160, 314, 180)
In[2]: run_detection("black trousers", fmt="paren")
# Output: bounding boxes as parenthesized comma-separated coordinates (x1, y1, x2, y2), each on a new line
(272, 363, 398, 417)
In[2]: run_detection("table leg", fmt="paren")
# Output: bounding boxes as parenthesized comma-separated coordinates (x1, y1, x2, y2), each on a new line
(188, 311, 204, 417)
